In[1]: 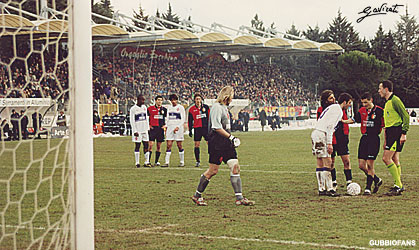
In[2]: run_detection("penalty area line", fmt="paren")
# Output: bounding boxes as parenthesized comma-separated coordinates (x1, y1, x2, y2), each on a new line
(100, 224, 392, 250)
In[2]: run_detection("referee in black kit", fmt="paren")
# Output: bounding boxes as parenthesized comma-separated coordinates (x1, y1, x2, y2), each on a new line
(191, 86, 255, 206)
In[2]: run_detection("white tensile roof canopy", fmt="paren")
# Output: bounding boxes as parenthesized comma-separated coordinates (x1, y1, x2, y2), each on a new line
(0, 10, 344, 56)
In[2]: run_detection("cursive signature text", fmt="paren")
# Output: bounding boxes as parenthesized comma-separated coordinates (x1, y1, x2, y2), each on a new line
(357, 3, 404, 23)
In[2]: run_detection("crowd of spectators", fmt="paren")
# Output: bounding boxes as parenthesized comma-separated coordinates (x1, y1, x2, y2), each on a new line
(0, 42, 316, 108)
(0, 42, 68, 102)
(93, 52, 316, 106)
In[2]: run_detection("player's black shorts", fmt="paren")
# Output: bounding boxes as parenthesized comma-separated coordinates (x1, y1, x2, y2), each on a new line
(331, 135, 349, 157)
(358, 134, 380, 160)
(194, 127, 209, 142)
(208, 132, 237, 165)
(384, 126, 404, 152)
(148, 126, 164, 142)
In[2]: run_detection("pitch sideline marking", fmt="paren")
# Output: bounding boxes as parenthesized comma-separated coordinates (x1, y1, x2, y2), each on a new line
(96, 224, 394, 250)
(6, 224, 393, 249)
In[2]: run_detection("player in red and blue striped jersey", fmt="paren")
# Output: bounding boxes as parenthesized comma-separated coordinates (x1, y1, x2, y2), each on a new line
(343, 92, 384, 194)
(188, 94, 210, 167)
(147, 95, 167, 167)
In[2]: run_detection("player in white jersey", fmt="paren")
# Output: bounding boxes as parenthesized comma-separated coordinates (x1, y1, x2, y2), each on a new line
(162, 94, 186, 167)
(130, 95, 150, 168)
(311, 90, 353, 197)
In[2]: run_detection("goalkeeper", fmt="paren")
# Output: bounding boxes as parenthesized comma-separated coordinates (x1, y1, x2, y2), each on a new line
(191, 86, 254, 206)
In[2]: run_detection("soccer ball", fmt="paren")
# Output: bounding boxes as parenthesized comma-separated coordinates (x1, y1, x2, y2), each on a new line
(346, 182, 361, 196)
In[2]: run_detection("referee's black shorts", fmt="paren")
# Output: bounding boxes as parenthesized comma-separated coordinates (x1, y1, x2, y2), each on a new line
(208, 133, 237, 165)
(331, 135, 349, 157)
(148, 126, 164, 142)
(194, 127, 209, 142)
(384, 126, 404, 152)
(358, 134, 380, 160)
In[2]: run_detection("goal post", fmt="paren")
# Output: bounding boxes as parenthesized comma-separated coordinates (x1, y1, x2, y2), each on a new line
(0, 0, 94, 249)
(69, 0, 94, 249)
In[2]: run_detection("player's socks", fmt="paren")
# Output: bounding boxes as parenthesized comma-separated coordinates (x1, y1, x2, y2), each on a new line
(323, 169, 333, 191)
(179, 149, 185, 164)
(316, 168, 326, 191)
(230, 174, 244, 200)
(366, 175, 373, 191)
(373, 175, 380, 185)
(148, 151, 152, 163)
(387, 163, 402, 188)
(155, 151, 161, 163)
(396, 164, 401, 179)
(344, 169, 352, 185)
(144, 151, 150, 164)
(134, 151, 140, 165)
(194, 147, 200, 162)
(195, 174, 210, 198)
(331, 168, 336, 182)
(165, 150, 171, 164)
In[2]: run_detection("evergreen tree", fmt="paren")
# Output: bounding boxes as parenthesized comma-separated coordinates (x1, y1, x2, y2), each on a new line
(302, 25, 328, 42)
(161, 3, 180, 29)
(3, 0, 67, 19)
(185, 16, 193, 29)
(326, 10, 364, 52)
(390, 11, 419, 106)
(48, 0, 67, 11)
(383, 31, 397, 63)
(130, 4, 148, 31)
(285, 24, 300, 40)
(268, 22, 277, 36)
(8, 1, 37, 19)
(250, 14, 265, 36)
(92, 0, 114, 24)
(369, 24, 396, 63)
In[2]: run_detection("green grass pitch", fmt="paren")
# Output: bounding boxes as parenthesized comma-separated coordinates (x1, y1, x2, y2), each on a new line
(93, 127, 419, 249)
(1, 127, 418, 249)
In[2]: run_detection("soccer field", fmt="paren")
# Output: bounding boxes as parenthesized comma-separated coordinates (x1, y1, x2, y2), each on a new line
(93, 126, 419, 249)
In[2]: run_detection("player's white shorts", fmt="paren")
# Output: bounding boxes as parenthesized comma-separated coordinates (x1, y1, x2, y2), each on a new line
(132, 132, 149, 143)
(311, 129, 330, 158)
(166, 125, 184, 141)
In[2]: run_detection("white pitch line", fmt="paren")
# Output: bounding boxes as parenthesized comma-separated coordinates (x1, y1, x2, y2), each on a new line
(96, 166, 417, 176)
(2, 224, 401, 250)
(97, 224, 178, 234)
(96, 224, 395, 250)
(1, 225, 401, 249)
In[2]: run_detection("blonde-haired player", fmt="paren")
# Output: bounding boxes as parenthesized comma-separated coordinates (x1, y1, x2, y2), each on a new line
(192, 86, 254, 206)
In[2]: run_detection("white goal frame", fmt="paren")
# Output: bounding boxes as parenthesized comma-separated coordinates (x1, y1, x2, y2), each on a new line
(68, 0, 94, 249)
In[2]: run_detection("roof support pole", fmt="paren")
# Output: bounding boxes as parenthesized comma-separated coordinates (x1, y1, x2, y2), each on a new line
(40, 0, 48, 19)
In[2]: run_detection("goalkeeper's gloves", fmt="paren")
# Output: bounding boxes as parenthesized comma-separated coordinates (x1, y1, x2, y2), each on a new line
(228, 134, 241, 148)
(189, 130, 193, 137)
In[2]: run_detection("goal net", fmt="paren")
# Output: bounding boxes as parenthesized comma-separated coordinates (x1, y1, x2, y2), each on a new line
(0, 1, 93, 249)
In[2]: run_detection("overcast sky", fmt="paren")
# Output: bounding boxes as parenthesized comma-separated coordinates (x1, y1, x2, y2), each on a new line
(100, 0, 418, 39)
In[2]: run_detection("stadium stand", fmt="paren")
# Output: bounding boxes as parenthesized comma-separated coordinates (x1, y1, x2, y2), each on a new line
(93, 52, 316, 106)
